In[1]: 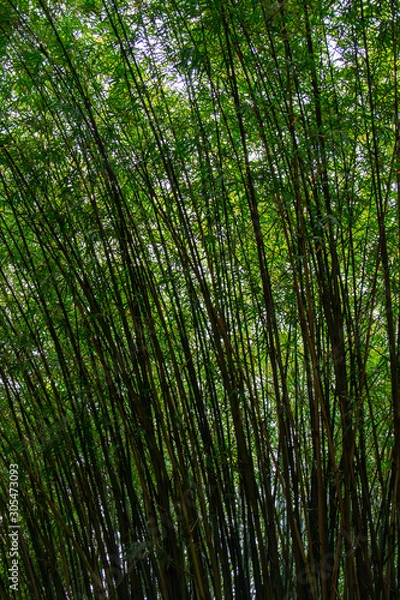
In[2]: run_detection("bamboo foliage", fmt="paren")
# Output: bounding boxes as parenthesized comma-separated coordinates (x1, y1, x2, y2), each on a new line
(0, 0, 399, 597)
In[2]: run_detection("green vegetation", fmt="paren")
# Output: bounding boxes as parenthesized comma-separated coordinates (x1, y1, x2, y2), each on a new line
(0, 0, 399, 597)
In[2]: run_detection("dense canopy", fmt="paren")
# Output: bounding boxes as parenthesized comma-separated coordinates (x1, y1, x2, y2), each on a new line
(0, 0, 399, 598)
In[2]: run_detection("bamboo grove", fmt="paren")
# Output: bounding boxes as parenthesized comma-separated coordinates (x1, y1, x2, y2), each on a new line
(0, 0, 399, 597)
